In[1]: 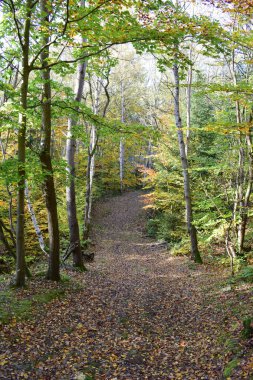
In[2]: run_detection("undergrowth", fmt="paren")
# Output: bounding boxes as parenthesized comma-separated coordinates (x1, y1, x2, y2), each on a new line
(0, 269, 83, 325)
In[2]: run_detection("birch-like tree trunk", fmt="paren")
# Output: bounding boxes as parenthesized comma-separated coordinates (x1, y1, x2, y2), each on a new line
(238, 110, 253, 253)
(66, 59, 87, 268)
(25, 183, 47, 255)
(83, 77, 100, 240)
(185, 47, 193, 157)
(173, 63, 202, 264)
(83, 75, 110, 241)
(230, 49, 252, 254)
(83, 126, 97, 241)
(40, 0, 60, 281)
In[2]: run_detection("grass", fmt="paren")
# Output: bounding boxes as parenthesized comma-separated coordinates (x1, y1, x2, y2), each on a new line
(0, 290, 33, 324)
(32, 288, 65, 304)
(0, 268, 82, 325)
(0, 287, 66, 325)
(223, 358, 239, 378)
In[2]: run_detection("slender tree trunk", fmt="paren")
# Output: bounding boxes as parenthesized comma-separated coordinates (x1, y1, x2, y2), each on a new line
(146, 139, 152, 168)
(66, 60, 87, 268)
(40, 0, 60, 281)
(83, 75, 110, 241)
(173, 63, 202, 264)
(185, 50, 193, 157)
(238, 111, 253, 252)
(119, 138, 124, 192)
(0, 219, 31, 277)
(120, 81, 125, 192)
(83, 125, 97, 241)
(0, 136, 16, 240)
(83, 77, 98, 241)
(15, 0, 32, 287)
(0, 219, 15, 259)
(83, 76, 100, 241)
(231, 50, 249, 253)
(25, 182, 47, 255)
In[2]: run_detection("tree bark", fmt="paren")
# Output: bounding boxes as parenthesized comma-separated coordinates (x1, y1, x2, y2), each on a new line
(0, 219, 15, 259)
(173, 63, 202, 264)
(83, 125, 97, 241)
(185, 48, 193, 157)
(230, 49, 251, 254)
(0, 135, 16, 242)
(15, 0, 32, 287)
(83, 75, 109, 241)
(25, 182, 47, 255)
(120, 80, 125, 192)
(238, 111, 253, 252)
(40, 0, 60, 281)
(66, 60, 87, 268)
(83, 76, 100, 241)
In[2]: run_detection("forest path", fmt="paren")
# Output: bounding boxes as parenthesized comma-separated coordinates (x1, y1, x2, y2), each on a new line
(0, 191, 252, 379)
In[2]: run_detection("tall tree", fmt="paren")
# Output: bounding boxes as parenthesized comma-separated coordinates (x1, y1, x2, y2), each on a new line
(173, 62, 202, 263)
(15, 0, 34, 286)
(66, 58, 87, 268)
(39, 0, 60, 281)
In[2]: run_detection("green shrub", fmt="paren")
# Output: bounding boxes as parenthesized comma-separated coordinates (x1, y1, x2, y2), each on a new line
(236, 265, 253, 283)
(146, 212, 183, 245)
(146, 218, 159, 238)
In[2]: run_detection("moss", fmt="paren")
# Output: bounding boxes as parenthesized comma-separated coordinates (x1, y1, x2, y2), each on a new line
(60, 273, 71, 283)
(0, 288, 65, 325)
(223, 358, 239, 378)
(224, 338, 240, 355)
(32, 288, 65, 304)
(242, 317, 253, 339)
(0, 290, 33, 324)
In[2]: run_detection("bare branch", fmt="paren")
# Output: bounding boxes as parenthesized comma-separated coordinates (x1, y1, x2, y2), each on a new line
(8, 0, 24, 49)
(68, 0, 111, 24)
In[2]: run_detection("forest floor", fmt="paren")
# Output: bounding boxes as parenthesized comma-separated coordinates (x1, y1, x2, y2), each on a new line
(1, 190, 253, 379)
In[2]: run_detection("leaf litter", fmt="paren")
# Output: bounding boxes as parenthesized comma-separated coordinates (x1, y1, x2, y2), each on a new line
(0, 191, 253, 379)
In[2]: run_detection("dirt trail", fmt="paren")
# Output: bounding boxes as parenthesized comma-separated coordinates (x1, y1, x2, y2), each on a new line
(0, 191, 252, 379)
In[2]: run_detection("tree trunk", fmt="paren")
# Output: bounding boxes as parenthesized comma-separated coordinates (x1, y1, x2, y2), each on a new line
(25, 182, 47, 255)
(83, 125, 97, 241)
(146, 139, 152, 168)
(40, 0, 60, 281)
(185, 49, 193, 157)
(0, 219, 15, 259)
(83, 75, 104, 241)
(15, 0, 32, 287)
(119, 138, 124, 192)
(173, 63, 202, 264)
(66, 60, 87, 268)
(0, 135, 16, 242)
(231, 49, 249, 254)
(238, 111, 253, 252)
(120, 81, 125, 192)
(83, 74, 110, 241)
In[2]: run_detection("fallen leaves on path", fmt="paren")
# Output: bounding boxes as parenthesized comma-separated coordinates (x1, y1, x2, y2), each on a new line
(0, 191, 253, 379)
